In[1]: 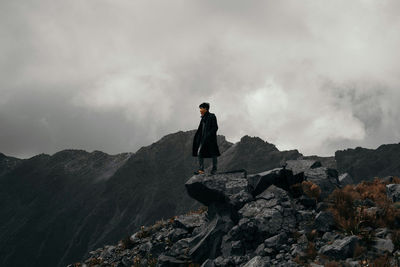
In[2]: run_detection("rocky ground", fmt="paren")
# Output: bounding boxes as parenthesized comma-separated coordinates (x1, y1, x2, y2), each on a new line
(68, 159, 400, 266)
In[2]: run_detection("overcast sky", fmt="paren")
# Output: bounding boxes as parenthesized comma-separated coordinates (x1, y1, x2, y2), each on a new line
(1, 0, 400, 159)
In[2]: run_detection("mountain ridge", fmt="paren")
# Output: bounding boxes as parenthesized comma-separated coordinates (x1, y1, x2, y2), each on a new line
(1, 130, 400, 266)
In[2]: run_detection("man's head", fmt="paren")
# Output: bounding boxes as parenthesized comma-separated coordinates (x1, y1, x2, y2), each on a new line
(199, 102, 209, 116)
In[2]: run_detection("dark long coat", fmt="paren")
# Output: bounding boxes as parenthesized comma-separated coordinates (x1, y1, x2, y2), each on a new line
(192, 110, 221, 158)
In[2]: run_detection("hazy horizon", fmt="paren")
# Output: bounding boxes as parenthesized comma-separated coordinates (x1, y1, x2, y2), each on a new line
(1, 0, 400, 159)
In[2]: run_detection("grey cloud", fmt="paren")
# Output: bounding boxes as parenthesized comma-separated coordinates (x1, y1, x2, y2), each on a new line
(1, 0, 400, 158)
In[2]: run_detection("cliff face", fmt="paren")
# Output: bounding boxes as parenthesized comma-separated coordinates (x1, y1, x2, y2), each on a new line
(69, 160, 400, 266)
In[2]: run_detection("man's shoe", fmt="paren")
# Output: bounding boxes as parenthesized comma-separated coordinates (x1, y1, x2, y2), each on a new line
(211, 169, 217, 175)
(193, 170, 205, 175)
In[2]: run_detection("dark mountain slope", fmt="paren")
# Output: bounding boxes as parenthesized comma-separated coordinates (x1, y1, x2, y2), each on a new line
(0, 152, 23, 177)
(0, 150, 132, 267)
(335, 143, 400, 183)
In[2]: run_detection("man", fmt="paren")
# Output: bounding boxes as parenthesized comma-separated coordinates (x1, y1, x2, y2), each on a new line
(192, 102, 221, 175)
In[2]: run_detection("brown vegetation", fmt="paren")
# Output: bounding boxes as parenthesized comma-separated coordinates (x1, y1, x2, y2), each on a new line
(327, 178, 400, 235)
(301, 180, 321, 201)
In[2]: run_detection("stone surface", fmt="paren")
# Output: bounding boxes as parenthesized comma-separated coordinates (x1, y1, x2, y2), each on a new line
(386, 184, 400, 202)
(319, 236, 359, 260)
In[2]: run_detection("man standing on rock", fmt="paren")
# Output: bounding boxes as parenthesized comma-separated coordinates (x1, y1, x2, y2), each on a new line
(193, 102, 221, 175)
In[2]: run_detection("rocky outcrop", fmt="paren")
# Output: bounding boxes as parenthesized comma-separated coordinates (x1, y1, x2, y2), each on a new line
(69, 158, 400, 266)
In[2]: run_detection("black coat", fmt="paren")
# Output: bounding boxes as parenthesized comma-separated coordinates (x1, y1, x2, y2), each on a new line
(192, 111, 221, 158)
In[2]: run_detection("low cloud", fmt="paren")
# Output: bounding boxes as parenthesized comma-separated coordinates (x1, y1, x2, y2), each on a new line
(1, 0, 400, 158)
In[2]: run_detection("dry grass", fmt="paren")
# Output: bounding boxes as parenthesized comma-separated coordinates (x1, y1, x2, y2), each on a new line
(301, 180, 321, 201)
(185, 205, 208, 215)
(327, 178, 400, 234)
(372, 253, 392, 267)
(325, 261, 341, 267)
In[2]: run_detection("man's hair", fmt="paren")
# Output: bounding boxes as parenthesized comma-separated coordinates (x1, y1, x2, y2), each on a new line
(199, 102, 210, 110)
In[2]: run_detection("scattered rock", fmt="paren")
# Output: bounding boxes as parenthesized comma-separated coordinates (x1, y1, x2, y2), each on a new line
(319, 235, 359, 260)
(386, 184, 400, 202)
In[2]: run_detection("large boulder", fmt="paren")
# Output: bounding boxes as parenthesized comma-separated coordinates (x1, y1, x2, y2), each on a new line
(338, 173, 354, 186)
(285, 159, 322, 178)
(304, 167, 340, 200)
(185, 171, 252, 208)
(238, 185, 297, 240)
(187, 214, 234, 264)
(386, 184, 400, 202)
(319, 235, 359, 260)
(247, 168, 301, 197)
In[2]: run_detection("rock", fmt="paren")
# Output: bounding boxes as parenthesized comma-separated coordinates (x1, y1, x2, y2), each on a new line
(188, 214, 234, 264)
(254, 243, 265, 256)
(247, 168, 299, 196)
(173, 213, 207, 232)
(167, 228, 189, 242)
(264, 232, 288, 249)
(304, 167, 340, 200)
(296, 210, 314, 231)
(185, 170, 253, 220)
(319, 235, 359, 260)
(373, 237, 394, 253)
(375, 228, 389, 238)
(386, 184, 400, 202)
(238, 185, 296, 240)
(339, 173, 354, 186)
(382, 176, 395, 183)
(241, 256, 268, 267)
(286, 159, 322, 177)
(314, 211, 335, 232)
(157, 254, 190, 266)
(220, 234, 245, 257)
(322, 232, 341, 242)
(200, 259, 215, 267)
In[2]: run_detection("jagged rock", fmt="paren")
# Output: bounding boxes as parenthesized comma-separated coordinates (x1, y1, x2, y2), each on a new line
(185, 170, 253, 216)
(157, 254, 191, 266)
(386, 184, 400, 202)
(264, 232, 288, 249)
(339, 173, 354, 186)
(314, 211, 335, 232)
(286, 159, 321, 178)
(296, 210, 314, 231)
(382, 176, 395, 183)
(322, 232, 341, 242)
(344, 259, 360, 267)
(319, 235, 359, 260)
(254, 243, 265, 256)
(247, 168, 301, 197)
(188, 214, 234, 264)
(375, 228, 389, 238)
(238, 185, 296, 240)
(373, 237, 394, 253)
(221, 234, 245, 257)
(200, 259, 215, 267)
(241, 255, 268, 267)
(168, 228, 189, 242)
(304, 167, 340, 200)
(173, 213, 207, 232)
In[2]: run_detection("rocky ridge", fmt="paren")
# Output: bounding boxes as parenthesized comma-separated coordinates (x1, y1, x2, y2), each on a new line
(69, 159, 400, 266)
